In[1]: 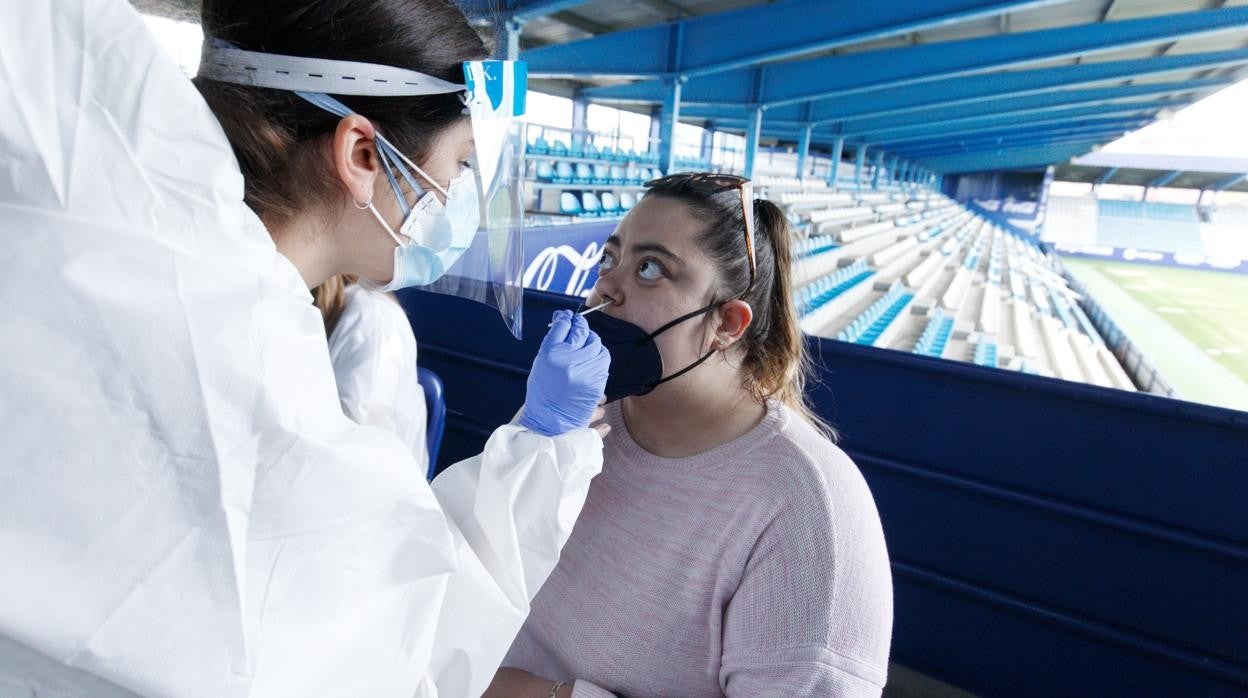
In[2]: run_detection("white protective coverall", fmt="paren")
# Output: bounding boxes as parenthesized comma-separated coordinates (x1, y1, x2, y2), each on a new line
(328, 285, 428, 474)
(0, 2, 601, 697)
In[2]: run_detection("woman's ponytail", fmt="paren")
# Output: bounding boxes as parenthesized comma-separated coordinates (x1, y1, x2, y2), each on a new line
(745, 201, 836, 440)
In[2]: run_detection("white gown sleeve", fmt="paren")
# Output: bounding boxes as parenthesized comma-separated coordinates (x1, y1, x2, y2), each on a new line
(328, 285, 429, 473)
(0, 3, 601, 697)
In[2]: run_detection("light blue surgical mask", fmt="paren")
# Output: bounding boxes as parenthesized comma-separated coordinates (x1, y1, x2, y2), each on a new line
(363, 164, 481, 292)
(295, 90, 482, 291)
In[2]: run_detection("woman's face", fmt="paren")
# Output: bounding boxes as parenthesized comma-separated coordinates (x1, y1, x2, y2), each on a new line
(588, 195, 723, 381)
(356, 119, 475, 283)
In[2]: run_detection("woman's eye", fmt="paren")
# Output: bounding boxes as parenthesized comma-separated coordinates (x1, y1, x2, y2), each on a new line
(598, 251, 618, 271)
(637, 258, 666, 281)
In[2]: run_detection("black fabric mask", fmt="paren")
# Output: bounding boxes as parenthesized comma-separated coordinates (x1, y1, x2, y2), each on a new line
(585, 302, 720, 403)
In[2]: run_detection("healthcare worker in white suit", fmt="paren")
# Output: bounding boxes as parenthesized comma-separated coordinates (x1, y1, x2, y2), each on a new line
(0, 0, 611, 697)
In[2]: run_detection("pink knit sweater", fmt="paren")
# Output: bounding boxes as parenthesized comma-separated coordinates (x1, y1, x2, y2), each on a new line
(504, 400, 893, 697)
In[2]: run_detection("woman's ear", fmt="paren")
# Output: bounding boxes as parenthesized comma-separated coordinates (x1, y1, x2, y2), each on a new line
(330, 114, 381, 206)
(713, 299, 753, 350)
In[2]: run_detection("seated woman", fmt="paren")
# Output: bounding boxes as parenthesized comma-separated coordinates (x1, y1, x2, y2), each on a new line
(313, 274, 427, 472)
(487, 173, 893, 698)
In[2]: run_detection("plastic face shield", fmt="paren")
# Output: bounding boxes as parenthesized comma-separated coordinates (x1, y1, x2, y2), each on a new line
(198, 42, 529, 338)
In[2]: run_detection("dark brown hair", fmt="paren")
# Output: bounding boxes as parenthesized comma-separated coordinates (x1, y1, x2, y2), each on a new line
(192, 0, 489, 222)
(646, 177, 835, 440)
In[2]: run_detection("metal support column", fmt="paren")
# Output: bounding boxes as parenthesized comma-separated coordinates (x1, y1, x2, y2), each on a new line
(658, 79, 682, 176)
(855, 146, 867, 192)
(796, 125, 812, 180)
(743, 107, 763, 180)
(700, 127, 715, 169)
(571, 97, 588, 150)
(872, 151, 885, 190)
(828, 137, 844, 189)
(504, 19, 524, 61)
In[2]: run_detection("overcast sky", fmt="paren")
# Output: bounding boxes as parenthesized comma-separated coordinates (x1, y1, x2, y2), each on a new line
(1103, 77, 1248, 159)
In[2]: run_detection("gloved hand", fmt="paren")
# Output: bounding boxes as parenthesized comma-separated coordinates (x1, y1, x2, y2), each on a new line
(520, 309, 611, 437)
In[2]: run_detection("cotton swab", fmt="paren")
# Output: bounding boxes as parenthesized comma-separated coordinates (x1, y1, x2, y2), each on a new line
(548, 299, 614, 327)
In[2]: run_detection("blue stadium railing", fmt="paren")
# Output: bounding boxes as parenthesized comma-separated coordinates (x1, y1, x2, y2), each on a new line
(400, 287, 1248, 698)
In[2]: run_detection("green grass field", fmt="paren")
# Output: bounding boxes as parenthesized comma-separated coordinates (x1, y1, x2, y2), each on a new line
(1061, 257, 1248, 412)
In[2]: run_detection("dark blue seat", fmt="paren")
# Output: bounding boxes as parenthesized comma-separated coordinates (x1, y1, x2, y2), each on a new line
(417, 366, 446, 481)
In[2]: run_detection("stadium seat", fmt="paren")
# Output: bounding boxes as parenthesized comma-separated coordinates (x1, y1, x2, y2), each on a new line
(620, 191, 636, 211)
(554, 161, 574, 184)
(559, 191, 583, 216)
(593, 163, 610, 184)
(535, 160, 555, 183)
(530, 137, 550, 155)
(600, 192, 620, 216)
(551, 139, 568, 156)
(584, 142, 600, 159)
(582, 192, 603, 217)
(575, 163, 593, 184)
(609, 165, 626, 184)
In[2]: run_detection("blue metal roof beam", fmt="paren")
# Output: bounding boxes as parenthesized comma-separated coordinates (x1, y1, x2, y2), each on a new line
(577, 7, 1248, 108)
(581, 48, 1248, 109)
(898, 131, 1141, 160)
(1148, 171, 1183, 188)
(705, 113, 1152, 151)
(853, 100, 1180, 144)
(1095, 167, 1121, 185)
(920, 143, 1105, 173)
(893, 122, 1143, 154)
(522, 0, 1071, 78)
(894, 124, 1147, 158)
(681, 79, 1223, 135)
(510, 0, 596, 22)
(1211, 173, 1248, 191)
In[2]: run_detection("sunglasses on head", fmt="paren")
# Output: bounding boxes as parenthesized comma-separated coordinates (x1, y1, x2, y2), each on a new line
(644, 173, 757, 297)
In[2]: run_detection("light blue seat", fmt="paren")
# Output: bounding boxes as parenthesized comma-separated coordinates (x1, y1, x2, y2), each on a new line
(582, 192, 602, 217)
(554, 161, 574, 184)
(551, 139, 568, 156)
(600, 191, 620, 216)
(530, 137, 550, 155)
(559, 191, 583, 216)
(575, 163, 593, 184)
(592, 163, 610, 185)
(584, 142, 600, 159)
(620, 191, 636, 211)
(535, 161, 555, 182)
(609, 165, 626, 184)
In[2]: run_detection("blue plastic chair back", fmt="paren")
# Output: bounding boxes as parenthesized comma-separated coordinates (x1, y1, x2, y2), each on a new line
(416, 366, 446, 481)
(560, 191, 583, 215)
(582, 191, 602, 216)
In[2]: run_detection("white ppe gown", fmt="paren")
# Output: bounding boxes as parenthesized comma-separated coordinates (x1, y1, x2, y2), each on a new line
(328, 285, 428, 474)
(0, 2, 601, 697)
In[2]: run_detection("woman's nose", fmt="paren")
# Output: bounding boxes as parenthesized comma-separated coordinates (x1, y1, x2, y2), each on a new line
(591, 274, 621, 306)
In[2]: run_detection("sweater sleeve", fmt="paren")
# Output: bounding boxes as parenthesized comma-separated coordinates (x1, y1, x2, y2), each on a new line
(570, 679, 619, 698)
(718, 451, 893, 697)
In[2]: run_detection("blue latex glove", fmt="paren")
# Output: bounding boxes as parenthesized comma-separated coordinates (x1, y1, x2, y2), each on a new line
(520, 310, 610, 437)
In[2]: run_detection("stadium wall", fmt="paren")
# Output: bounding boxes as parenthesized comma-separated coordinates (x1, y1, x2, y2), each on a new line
(400, 286, 1248, 698)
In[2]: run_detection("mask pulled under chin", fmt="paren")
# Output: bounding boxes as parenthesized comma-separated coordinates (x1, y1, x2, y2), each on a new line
(585, 303, 720, 403)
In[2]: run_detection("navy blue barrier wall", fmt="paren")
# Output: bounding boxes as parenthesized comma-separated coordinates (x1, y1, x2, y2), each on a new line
(399, 288, 1248, 697)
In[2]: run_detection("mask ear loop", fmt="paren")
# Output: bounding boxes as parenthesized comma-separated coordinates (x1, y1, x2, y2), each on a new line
(355, 190, 405, 248)
(643, 301, 724, 389)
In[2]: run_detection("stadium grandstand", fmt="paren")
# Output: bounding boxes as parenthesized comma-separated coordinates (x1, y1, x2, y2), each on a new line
(132, 1, 1248, 696)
